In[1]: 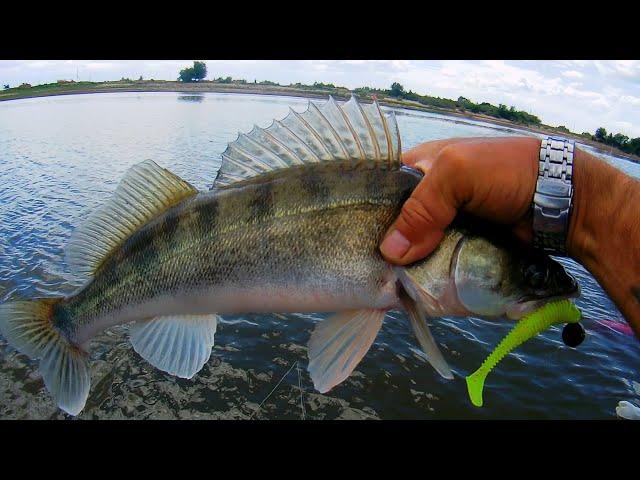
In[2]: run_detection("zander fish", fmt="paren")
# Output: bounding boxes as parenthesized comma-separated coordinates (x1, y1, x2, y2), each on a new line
(0, 96, 579, 415)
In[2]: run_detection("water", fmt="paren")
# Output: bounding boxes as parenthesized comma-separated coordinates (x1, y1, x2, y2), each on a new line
(0, 92, 639, 419)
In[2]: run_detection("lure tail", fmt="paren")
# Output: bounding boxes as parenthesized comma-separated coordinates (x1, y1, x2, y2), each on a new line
(466, 370, 488, 408)
(0, 298, 90, 416)
(466, 299, 581, 408)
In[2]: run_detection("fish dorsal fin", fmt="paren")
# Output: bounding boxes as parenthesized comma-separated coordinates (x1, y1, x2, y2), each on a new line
(212, 95, 401, 188)
(66, 160, 198, 282)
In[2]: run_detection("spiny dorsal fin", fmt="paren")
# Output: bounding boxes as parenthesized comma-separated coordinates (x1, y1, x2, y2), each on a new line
(66, 160, 198, 282)
(213, 96, 401, 188)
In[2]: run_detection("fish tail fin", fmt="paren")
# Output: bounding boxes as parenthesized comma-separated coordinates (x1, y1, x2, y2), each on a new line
(465, 369, 487, 407)
(0, 298, 90, 416)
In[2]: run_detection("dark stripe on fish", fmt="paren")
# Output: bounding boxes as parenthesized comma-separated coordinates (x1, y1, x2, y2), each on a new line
(299, 171, 330, 205)
(248, 181, 274, 223)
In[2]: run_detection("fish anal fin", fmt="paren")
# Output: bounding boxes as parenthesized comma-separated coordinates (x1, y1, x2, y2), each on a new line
(307, 309, 385, 393)
(130, 314, 218, 379)
(66, 160, 198, 283)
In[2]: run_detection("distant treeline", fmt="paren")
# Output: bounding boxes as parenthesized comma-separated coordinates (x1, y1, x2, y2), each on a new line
(205, 78, 543, 126)
(354, 83, 542, 125)
(585, 127, 640, 156)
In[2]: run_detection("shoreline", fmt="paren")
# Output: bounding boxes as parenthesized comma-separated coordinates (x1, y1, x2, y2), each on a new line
(2, 81, 637, 162)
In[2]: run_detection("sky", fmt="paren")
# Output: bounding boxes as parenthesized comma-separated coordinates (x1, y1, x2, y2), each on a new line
(1, 60, 639, 138)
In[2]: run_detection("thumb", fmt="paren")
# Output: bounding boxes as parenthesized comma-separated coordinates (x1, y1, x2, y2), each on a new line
(380, 155, 464, 265)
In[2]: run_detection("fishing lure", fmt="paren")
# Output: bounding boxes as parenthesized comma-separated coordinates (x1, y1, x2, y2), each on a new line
(466, 299, 583, 407)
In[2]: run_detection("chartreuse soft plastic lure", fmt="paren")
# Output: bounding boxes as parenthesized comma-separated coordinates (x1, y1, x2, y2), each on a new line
(466, 299, 582, 407)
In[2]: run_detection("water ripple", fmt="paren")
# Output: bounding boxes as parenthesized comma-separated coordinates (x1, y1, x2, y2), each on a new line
(0, 92, 638, 419)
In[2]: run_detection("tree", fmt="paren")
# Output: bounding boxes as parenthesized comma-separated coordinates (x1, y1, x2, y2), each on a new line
(3, 84, 8, 89)
(389, 82, 405, 98)
(178, 61, 208, 83)
(628, 138, 640, 156)
(191, 61, 207, 81)
(613, 133, 629, 147)
(594, 127, 608, 142)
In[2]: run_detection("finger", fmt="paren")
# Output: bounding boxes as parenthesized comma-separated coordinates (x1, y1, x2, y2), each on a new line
(381, 153, 465, 264)
(402, 137, 485, 171)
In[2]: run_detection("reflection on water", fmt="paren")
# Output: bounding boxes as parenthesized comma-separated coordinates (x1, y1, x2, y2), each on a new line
(177, 95, 205, 103)
(0, 92, 639, 420)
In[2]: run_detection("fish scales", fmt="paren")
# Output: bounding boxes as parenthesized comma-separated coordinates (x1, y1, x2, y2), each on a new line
(55, 165, 417, 342)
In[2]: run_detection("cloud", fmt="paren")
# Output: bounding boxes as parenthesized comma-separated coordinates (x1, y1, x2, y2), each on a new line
(25, 61, 57, 69)
(84, 62, 122, 71)
(619, 94, 640, 107)
(562, 70, 584, 79)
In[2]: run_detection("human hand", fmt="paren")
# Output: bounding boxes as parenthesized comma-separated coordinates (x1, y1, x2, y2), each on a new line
(380, 136, 541, 265)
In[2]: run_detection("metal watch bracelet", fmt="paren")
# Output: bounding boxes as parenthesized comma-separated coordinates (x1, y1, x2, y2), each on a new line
(532, 136, 575, 255)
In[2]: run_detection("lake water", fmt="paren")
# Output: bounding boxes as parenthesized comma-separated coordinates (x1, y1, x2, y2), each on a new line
(0, 91, 639, 420)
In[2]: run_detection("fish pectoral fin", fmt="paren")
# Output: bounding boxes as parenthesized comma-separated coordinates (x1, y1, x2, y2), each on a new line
(399, 288, 454, 380)
(130, 314, 219, 379)
(307, 309, 385, 394)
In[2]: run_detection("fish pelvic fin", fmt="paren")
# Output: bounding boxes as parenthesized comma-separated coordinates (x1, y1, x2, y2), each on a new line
(396, 279, 454, 380)
(66, 160, 198, 284)
(0, 298, 90, 416)
(212, 96, 401, 188)
(307, 308, 385, 394)
(130, 314, 219, 379)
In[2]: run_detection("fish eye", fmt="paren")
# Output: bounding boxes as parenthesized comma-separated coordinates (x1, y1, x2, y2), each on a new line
(524, 262, 548, 289)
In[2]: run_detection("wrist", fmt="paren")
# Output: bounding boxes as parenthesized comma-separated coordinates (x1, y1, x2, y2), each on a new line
(567, 147, 640, 332)
(566, 148, 628, 264)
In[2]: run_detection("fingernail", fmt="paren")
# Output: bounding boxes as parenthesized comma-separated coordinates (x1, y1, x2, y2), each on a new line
(380, 230, 410, 259)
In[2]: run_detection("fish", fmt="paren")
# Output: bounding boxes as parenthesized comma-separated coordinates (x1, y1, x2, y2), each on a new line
(0, 96, 579, 416)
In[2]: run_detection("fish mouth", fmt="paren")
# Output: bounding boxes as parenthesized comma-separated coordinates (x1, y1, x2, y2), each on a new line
(507, 267, 581, 321)
(506, 283, 581, 321)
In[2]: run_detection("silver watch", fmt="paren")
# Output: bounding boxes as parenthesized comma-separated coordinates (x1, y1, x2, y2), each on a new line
(532, 136, 575, 255)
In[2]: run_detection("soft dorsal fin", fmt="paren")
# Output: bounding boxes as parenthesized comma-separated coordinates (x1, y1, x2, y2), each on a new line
(66, 160, 198, 281)
(212, 96, 402, 188)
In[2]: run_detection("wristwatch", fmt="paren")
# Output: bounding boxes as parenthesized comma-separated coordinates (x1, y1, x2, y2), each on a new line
(532, 136, 575, 255)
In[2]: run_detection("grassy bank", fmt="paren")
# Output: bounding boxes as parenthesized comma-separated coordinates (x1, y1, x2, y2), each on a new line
(2, 79, 637, 162)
